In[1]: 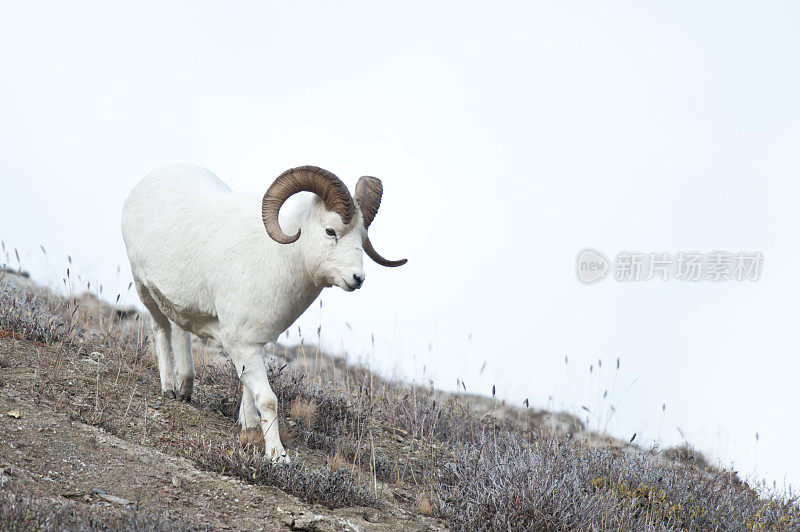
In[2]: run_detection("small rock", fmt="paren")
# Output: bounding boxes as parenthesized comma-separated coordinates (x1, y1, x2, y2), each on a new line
(363, 510, 381, 523)
(289, 513, 333, 531)
(172, 475, 181, 488)
(97, 493, 134, 506)
(6, 410, 20, 419)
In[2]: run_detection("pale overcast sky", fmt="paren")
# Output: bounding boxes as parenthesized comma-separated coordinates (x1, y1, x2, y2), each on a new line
(2, 2, 799, 492)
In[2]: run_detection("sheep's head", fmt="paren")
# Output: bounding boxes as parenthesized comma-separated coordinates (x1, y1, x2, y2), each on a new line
(261, 166, 406, 291)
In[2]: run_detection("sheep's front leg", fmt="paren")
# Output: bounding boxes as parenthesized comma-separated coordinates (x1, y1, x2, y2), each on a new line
(226, 342, 288, 463)
(238, 386, 265, 450)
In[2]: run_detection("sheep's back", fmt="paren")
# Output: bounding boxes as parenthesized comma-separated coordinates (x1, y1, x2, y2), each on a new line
(121, 164, 257, 319)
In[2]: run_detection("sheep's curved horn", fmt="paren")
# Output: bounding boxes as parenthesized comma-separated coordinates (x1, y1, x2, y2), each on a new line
(262, 166, 355, 244)
(362, 235, 408, 267)
(355, 176, 408, 267)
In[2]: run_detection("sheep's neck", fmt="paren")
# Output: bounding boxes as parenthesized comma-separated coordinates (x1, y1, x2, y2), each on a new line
(254, 237, 322, 340)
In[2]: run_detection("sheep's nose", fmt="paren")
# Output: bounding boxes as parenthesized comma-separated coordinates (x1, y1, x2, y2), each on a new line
(352, 274, 364, 288)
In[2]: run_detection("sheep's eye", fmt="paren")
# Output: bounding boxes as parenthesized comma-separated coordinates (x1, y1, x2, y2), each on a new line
(325, 228, 336, 237)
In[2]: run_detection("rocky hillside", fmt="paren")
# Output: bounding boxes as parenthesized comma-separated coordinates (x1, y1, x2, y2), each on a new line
(1, 269, 798, 531)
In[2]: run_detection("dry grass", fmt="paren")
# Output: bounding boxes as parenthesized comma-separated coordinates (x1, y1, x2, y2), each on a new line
(289, 396, 318, 427)
(417, 491, 434, 517)
(1, 270, 799, 531)
(328, 451, 348, 473)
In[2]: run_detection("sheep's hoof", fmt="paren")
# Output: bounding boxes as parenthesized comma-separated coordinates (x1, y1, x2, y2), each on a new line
(163, 389, 178, 400)
(239, 428, 265, 452)
(178, 378, 193, 402)
(271, 450, 291, 465)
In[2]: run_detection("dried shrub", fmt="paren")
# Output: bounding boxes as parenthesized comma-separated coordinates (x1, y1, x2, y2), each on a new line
(0, 284, 77, 345)
(432, 431, 800, 531)
(0, 488, 204, 532)
(184, 437, 376, 509)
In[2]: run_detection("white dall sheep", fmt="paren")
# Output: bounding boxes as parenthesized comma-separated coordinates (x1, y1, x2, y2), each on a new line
(121, 164, 406, 462)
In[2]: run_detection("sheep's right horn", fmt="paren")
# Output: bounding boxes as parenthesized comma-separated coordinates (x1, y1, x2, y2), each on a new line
(355, 176, 407, 267)
(362, 234, 408, 267)
(262, 166, 355, 244)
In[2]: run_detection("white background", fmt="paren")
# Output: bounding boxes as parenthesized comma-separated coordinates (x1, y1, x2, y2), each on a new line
(1, 1, 798, 493)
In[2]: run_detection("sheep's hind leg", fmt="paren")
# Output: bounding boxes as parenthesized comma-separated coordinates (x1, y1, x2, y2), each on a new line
(225, 341, 288, 463)
(134, 281, 177, 398)
(171, 324, 194, 401)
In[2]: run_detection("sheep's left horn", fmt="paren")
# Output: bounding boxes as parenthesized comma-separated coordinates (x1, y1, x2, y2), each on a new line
(355, 176, 407, 267)
(262, 166, 355, 244)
